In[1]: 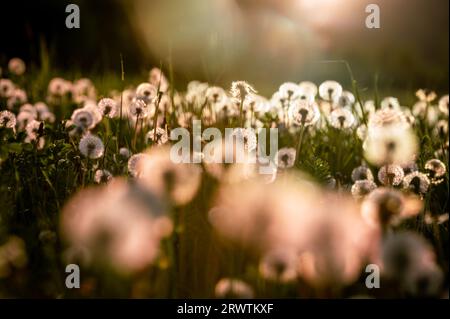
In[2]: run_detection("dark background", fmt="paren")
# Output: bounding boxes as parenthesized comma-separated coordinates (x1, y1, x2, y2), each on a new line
(0, 0, 448, 93)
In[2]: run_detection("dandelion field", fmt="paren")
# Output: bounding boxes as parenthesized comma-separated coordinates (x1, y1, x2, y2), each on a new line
(0, 51, 448, 300)
(1, 0, 450, 301)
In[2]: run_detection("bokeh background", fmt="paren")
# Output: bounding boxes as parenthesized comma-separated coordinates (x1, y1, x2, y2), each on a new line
(0, 0, 448, 94)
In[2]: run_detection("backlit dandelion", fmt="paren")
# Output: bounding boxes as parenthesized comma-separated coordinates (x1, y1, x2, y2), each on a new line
(71, 108, 96, 131)
(0, 110, 16, 129)
(214, 278, 254, 298)
(136, 83, 157, 104)
(275, 147, 296, 169)
(97, 98, 118, 118)
(336, 91, 355, 108)
(403, 171, 430, 195)
(361, 188, 421, 228)
(8, 58, 26, 75)
(149, 68, 169, 92)
(416, 89, 437, 103)
(318, 80, 342, 102)
(231, 128, 257, 152)
(377, 164, 404, 186)
(424, 159, 446, 184)
(146, 127, 168, 145)
(205, 86, 227, 106)
(364, 126, 418, 166)
(288, 100, 320, 126)
(119, 147, 132, 160)
(381, 97, 401, 110)
(94, 169, 113, 184)
(48, 77, 72, 97)
(438, 94, 449, 116)
(127, 153, 151, 178)
(79, 134, 104, 159)
(230, 81, 256, 102)
(259, 249, 298, 282)
(0, 78, 14, 98)
(351, 166, 374, 182)
(129, 99, 148, 118)
(298, 81, 317, 102)
(278, 82, 301, 100)
(351, 180, 377, 198)
(25, 120, 42, 141)
(368, 108, 409, 131)
(329, 108, 355, 129)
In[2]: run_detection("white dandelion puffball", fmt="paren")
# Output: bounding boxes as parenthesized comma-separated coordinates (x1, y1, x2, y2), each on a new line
(329, 108, 355, 129)
(377, 164, 405, 186)
(8, 58, 26, 75)
(364, 126, 418, 166)
(275, 147, 296, 169)
(129, 99, 149, 118)
(319, 80, 342, 102)
(98, 98, 118, 118)
(0, 110, 17, 129)
(79, 134, 105, 159)
(230, 81, 257, 101)
(146, 127, 169, 145)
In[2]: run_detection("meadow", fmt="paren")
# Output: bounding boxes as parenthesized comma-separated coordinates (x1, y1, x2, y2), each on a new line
(0, 55, 448, 299)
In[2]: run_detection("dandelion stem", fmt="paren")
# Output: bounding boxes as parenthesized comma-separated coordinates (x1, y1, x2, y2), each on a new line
(295, 124, 306, 165)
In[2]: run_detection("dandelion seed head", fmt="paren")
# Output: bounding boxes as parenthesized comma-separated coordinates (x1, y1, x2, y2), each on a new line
(361, 188, 405, 227)
(136, 83, 157, 104)
(416, 89, 437, 103)
(214, 278, 254, 298)
(364, 126, 418, 166)
(48, 77, 72, 97)
(275, 147, 296, 169)
(434, 120, 448, 138)
(377, 164, 405, 186)
(128, 153, 151, 178)
(289, 100, 320, 126)
(73, 78, 97, 104)
(351, 166, 374, 182)
(8, 58, 26, 75)
(298, 81, 317, 100)
(381, 97, 401, 111)
(278, 82, 301, 100)
(98, 98, 118, 118)
(336, 91, 355, 108)
(94, 169, 113, 184)
(351, 180, 377, 198)
(356, 124, 368, 140)
(318, 80, 342, 102)
(205, 86, 226, 105)
(424, 159, 446, 184)
(79, 134, 104, 159)
(368, 108, 409, 131)
(137, 146, 202, 205)
(0, 78, 15, 98)
(259, 249, 298, 282)
(0, 110, 16, 129)
(230, 81, 256, 101)
(403, 171, 430, 195)
(25, 120, 42, 141)
(7, 88, 27, 109)
(329, 108, 355, 129)
(438, 94, 449, 116)
(129, 99, 149, 118)
(146, 127, 169, 145)
(119, 147, 131, 159)
(71, 108, 96, 131)
(149, 68, 169, 93)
